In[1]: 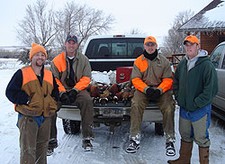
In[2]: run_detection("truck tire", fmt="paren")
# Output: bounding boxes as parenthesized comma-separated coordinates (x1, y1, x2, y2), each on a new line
(62, 119, 81, 134)
(155, 122, 164, 136)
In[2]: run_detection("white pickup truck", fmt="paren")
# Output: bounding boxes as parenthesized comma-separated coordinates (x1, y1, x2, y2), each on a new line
(57, 35, 164, 134)
(210, 41, 225, 121)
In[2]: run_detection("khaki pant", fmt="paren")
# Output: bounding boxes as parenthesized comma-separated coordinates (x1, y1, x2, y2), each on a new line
(18, 115, 51, 164)
(179, 114, 210, 147)
(49, 114, 57, 140)
(130, 90, 175, 141)
(73, 90, 94, 139)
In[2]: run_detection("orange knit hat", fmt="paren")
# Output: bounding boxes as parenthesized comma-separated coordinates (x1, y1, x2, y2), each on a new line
(29, 43, 47, 60)
(144, 36, 157, 45)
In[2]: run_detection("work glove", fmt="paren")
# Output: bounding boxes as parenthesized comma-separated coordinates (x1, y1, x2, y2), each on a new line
(146, 87, 161, 100)
(60, 92, 70, 105)
(150, 89, 161, 100)
(146, 87, 155, 97)
(68, 89, 78, 103)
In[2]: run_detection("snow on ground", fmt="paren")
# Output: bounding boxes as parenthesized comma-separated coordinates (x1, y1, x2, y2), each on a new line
(0, 58, 225, 164)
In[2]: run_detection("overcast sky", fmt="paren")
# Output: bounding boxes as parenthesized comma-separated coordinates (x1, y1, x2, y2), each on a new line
(0, 0, 213, 46)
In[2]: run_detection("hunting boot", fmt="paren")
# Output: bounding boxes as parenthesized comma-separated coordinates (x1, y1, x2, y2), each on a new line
(167, 140, 193, 164)
(82, 139, 93, 151)
(199, 147, 209, 164)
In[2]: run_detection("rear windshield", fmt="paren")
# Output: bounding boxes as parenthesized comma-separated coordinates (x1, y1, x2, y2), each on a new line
(85, 38, 144, 59)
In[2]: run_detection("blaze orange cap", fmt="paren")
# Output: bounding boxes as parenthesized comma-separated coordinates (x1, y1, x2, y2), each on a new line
(183, 35, 200, 45)
(144, 36, 157, 45)
(29, 43, 47, 60)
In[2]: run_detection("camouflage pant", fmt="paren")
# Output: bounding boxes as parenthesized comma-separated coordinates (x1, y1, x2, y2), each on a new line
(130, 90, 175, 142)
(18, 115, 51, 164)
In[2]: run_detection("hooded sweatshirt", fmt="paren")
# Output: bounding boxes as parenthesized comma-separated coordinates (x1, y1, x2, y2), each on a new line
(185, 49, 208, 71)
(173, 49, 218, 112)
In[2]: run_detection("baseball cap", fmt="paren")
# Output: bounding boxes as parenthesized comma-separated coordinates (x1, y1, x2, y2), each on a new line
(144, 36, 157, 45)
(66, 34, 78, 43)
(183, 35, 200, 45)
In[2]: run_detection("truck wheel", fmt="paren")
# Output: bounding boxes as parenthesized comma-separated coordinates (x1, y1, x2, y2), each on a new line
(155, 122, 164, 136)
(62, 119, 81, 134)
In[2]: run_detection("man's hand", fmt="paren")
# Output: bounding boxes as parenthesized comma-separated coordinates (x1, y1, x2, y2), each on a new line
(60, 92, 70, 105)
(68, 89, 78, 103)
(146, 87, 161, 100)
(146, 87, 155, 97)
(150, 89, 161, 100)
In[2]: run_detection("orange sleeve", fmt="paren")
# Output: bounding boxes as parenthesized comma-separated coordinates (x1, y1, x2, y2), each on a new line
(157, 78, 173, 93)
(74, 76, 91, 91)
(55, 78, 66, 92)
(132, 77, 148, 93)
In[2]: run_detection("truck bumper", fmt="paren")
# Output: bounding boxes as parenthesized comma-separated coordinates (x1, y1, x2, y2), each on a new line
(57, 103, 163, 123)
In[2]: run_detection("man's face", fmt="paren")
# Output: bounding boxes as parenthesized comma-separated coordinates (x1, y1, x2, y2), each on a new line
(144, 42, 157, 54)
(184, 42, 199, 59)
(31, 52, 46, 67)
(65, 40, 78, 56)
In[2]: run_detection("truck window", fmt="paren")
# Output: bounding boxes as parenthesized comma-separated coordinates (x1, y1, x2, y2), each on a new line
(222, 53, 225, 69)
(210, 45, 225, 68)
(85, 38, 144, 59)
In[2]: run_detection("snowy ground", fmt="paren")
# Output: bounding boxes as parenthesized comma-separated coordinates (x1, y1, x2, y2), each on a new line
(0, 58, 225, 164)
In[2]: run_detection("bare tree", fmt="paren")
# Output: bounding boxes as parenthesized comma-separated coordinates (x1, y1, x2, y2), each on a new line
(128, 28, 144, 35)
(17, 0, 57, 47)
(16, 0, 58, 63)
(16, 0, 114, 63)
(54, 2, 114, 49)
(162, 10, 194, 56)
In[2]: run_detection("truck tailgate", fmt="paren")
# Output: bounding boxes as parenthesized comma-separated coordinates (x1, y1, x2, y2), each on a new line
(57, 102, 163, 122)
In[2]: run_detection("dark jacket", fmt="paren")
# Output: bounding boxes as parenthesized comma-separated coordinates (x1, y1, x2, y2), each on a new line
(173, 51, 218, 112)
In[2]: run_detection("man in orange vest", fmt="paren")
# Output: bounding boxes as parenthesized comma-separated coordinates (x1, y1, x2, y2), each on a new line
(51, 34, 94, 151)
(5, 43, 59, 164)
(126, 36, 176, 156)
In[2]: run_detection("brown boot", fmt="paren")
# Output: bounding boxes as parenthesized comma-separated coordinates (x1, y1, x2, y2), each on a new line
(167, 140, 193, 164)
(199, 147, 209, 164)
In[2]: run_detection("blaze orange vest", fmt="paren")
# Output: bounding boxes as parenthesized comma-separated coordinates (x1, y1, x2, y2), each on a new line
(15, 66, 57, 117)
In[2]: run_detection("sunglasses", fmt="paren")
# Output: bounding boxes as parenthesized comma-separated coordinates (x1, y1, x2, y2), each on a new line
(145, 42, 156, 47)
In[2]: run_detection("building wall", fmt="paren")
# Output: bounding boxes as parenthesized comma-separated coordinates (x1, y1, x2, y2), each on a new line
(200, 32, 225, 54)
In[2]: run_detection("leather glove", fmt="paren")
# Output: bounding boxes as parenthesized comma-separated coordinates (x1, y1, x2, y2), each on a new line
(146, 87, 161, 100)
(68, 89, 78, 103)
(146, 87, 155, 97)
(60, 92, 70, 105)
(150, 89, 161, 100)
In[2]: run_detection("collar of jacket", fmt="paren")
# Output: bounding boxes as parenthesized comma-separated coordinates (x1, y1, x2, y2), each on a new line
(141, 50, 160, 61)
(143, 49, 158, 61)
(64, 51, 80, 60)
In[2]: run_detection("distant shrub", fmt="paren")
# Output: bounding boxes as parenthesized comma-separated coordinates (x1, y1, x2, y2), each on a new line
(0, 49, 20, 58)
(18, 48, 61, 64)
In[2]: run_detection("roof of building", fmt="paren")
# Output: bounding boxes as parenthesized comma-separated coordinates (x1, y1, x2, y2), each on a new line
(179, 0, 225, 32)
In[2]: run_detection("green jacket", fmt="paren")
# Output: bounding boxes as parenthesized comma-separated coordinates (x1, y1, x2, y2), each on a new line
(173, 52, 218, 112)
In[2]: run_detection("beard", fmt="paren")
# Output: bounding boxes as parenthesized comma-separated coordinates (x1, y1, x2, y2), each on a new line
(35, 59, 45, 67)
